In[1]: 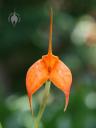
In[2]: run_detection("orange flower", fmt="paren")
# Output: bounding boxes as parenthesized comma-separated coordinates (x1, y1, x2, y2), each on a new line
(26, 9, 72, 112)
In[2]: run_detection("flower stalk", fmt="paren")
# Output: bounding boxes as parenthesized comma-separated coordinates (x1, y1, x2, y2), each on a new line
(34, 81, 51, 128)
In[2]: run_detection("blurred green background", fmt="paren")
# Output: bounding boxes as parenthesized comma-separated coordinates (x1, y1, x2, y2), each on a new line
(0, 0, 96, 128)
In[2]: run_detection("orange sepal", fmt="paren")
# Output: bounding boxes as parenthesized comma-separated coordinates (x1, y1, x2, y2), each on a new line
(50, 60, 72, 111)
(26, 59, 49, 114)
(26, 59, 49, 96)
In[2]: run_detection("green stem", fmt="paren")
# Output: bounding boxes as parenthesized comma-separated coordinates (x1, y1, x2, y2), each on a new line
(0, 122, 3, 128)
(34, 81, 51, 128)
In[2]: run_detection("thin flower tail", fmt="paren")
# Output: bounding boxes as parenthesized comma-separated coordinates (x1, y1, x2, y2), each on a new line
(48, 8, 53, 54)
(64, 93, 69, 112)
(28, 96, 34, 116)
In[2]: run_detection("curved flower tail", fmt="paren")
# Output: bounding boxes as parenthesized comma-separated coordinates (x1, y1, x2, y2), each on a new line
(28, 96, 34, 116)
(64, 93, 69, 112)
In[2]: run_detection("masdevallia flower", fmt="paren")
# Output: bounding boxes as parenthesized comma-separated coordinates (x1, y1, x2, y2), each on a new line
(26, 9, 72, 112)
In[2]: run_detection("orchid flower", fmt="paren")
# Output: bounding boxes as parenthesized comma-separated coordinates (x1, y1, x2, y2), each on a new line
(26, 9, 72, 113)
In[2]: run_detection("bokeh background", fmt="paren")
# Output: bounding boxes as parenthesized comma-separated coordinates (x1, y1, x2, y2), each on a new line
(0, 0, 96, 128)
